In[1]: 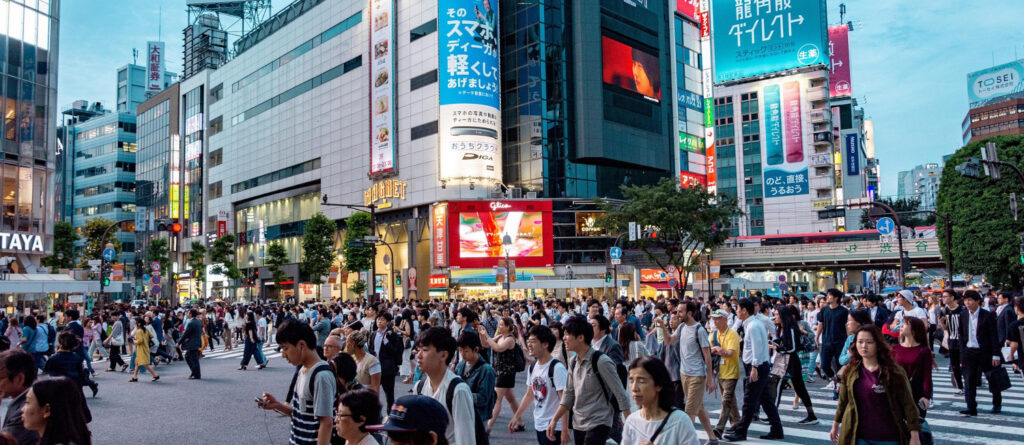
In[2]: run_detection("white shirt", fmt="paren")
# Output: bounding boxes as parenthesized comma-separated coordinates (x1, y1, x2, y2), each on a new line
(414, 370, 475, 445)
(741, 316, 770, 365)
(967, 307, 981, 349)
(893, 306, 927, 331)
(529, 357, 567, 431)
(622, 409, 700, 445)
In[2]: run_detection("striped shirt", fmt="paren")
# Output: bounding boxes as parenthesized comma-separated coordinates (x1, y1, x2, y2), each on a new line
(289, 362, 336, 445)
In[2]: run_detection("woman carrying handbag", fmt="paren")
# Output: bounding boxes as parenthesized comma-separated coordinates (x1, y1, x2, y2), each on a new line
(770, 305, 817, 425)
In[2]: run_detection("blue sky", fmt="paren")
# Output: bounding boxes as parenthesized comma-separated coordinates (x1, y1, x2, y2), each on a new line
(56, 0, 1024, 196)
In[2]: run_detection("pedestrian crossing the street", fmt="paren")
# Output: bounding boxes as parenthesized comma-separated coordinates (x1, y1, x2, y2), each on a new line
(698, 365, 1024, 444)
(89, 343, 281, 364)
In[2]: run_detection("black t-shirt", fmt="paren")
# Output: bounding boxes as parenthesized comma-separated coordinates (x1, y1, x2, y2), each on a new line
(818, 305, 849, 345)
(1008, 319, 1024, 366)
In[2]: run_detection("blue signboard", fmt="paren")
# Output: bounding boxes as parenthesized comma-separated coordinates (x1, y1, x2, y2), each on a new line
(763, 84, 783, 165)
(763, 167, 809, 198)
(845, 133, 860, 176)
(678, 90, 704, 112)
(710, 0, 828, 83)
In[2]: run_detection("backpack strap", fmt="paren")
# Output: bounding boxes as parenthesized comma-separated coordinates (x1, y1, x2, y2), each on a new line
(587, 350, 616, 411)
(548, 358, 560, 385)
(445, 376, 465, 413)
(649, 409, 677, 443)
(286, 365, 302, 403)
(287, 363, 333, 403)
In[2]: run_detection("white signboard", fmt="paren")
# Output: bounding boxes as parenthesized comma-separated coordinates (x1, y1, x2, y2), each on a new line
(369, 0, 396, 175)
(146, 41, 165, 92)
(0, 232, 44, 252)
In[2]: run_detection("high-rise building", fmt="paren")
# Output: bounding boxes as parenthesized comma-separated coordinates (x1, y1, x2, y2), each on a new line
(116, 63, 176, 113)
(896, 162, 942, 212)
(0, 0, 59, 272)
(962, 59, 1024, 144)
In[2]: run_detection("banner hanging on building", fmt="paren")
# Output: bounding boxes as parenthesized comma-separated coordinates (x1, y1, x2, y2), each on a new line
(438, 0, 502, 184)
(146, 41, 165, 93)
(845, 133, 860, 176)
(369, 0, 396, 175)
(828, 25, 852, 97)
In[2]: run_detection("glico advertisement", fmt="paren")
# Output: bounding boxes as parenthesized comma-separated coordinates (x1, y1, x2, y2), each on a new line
(438, 0, 502, 184)
(445, 201, 553, 269)
(369, 0, 396, 175)
(761, 77, 809, 199)
(710, 0, 828, 83)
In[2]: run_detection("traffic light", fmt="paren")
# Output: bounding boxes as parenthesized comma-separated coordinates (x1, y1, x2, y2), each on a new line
(156, 219, 183, 234)
(605, 270, 612, 283)
(955, 158, 982, 179)
(102, 276, 111, 287)
(1019, 234, 1024, 264)
(395, 273, 402, 286)
(900, 251, 911, 273)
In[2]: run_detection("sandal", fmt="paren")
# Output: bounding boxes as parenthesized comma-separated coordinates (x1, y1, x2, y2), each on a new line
(237, 366, 247, 370)
(152, 375, 160, 382)
(129, 378, 138, 382)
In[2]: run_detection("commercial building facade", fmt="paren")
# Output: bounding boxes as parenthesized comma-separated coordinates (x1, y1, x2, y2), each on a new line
(0, 0, 59, 272)
(897, 162, 942, 212)
(963, 59, 1024, 144)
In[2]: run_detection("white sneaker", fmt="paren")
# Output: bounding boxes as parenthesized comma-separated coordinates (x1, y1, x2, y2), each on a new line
(821, 382, 835, 390)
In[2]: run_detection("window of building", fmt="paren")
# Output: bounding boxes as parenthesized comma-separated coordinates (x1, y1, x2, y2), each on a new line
(209, 181, 222, 199)
(410, 121, 438, 140)
(410, 19, 437, 42)
(209, 83, 223, 104)
(410, 70, 438, 91)
(209, 148, 223, 167)
(208, 116, 223, 136)
(232, 56, 362, 126)
(230, 158, 321, 194)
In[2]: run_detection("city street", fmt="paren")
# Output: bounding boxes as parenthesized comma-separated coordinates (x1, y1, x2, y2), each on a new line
(66, 344, 1024, 444)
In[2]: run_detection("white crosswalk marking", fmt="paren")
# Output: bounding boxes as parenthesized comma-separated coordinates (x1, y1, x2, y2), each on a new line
(694, 364, 1024, 444)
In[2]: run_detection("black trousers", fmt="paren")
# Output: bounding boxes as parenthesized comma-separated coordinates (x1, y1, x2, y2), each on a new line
(573, 425, 610, 445)
(381, 373, 397, 409)
(185, 349, 202, 379)
(736, 362, 783, 436)
(819, 342, 842, 380)
(949, 346, 964, 390)
(962, 348, 1001, 412)
(775, 353, 814, 417)
(107, 345, 125, 370)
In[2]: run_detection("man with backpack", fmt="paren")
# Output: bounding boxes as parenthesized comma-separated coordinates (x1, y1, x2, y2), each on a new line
(547, 315, 630, 445)
(511, 325, 569, 445)
(454, 332, 497, 429)
(413, 327, 484, 445)
(655, 300, 718, 445)
(256, 319, 337, 445)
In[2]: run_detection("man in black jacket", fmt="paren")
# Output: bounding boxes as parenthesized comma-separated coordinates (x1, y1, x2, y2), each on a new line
(958, 290, 1002, 415)
(996, 291, 1018, 347)
(179, 309, 205, 380)
(368, 312, 404, 410)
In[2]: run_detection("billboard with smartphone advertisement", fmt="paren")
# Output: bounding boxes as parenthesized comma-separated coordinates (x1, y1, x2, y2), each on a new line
(602, 36, 661, 102)
(446, 201, 553, 268)
(967, 59, 1024, 106)
(828, 25, 852, 97)
(710, 0, 828, 83)
(438, 0, 502, 184)
(370, 0, 396, 175)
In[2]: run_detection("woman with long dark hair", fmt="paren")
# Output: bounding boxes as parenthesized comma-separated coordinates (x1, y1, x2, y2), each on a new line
(618, 321, 648, 365)
(478, 316, 522, 432)
(830, 325, 922, 445)
(772, 305, 817, 424)
(238, 312, 267, 370)
(622, 356, 698, 445)
(893, 317, 933, 418)
(21, 377, 91, 445)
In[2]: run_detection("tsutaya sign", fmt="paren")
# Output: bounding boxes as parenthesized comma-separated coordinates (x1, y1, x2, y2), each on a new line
(0, 232, 44, 252)
(364, 179, 407, 209)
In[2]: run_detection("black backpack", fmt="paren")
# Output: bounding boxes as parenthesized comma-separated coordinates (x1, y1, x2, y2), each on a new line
(529, 358, 562, 389)
(417, 377, 490, 445)
(511, 341, 527, 373)
(286, 364, 344, 445)
(45, 323, 56, 355)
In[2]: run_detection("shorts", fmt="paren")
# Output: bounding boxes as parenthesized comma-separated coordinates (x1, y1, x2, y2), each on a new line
(496, 372, 517, 388)
(681, 375, 706, 416)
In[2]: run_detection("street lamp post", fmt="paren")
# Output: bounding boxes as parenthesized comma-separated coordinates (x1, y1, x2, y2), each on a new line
(502, 234, 512, 301)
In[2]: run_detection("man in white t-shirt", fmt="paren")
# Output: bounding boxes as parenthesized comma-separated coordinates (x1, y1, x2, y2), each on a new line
(892, 290, 927, 332)
(509, 324, 569, 444)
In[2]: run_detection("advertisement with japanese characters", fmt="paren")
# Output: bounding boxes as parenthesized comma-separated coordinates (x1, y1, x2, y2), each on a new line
(761, 77, 809, 199)
(710, 0, 828, 83)
(828, 25, 852, 97)
(967, 59, 1024, 106)
(369, 0, 396, 175)
(845, 133, 859, 176)
(677, 0, 700, 21)
(438, 0, 502, 184)
(146, 41, 165, 93)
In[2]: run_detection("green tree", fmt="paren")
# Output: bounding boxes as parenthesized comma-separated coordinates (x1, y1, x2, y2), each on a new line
(858, 197, 934, 229)
(77, 217, 121, 267)
(209, 234, 243, 280)
(598, 178, 741, 296)
(188, 241, 208, 291)
(937, 134, 1024, 288)
(42, 221, 78, 271)
(302, 212, 337, 299)
(342, 212, 373, 298)
(266, 242, 291, 294)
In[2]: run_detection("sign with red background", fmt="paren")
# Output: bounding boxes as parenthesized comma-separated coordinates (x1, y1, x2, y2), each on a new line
(446, 200, 554, 269)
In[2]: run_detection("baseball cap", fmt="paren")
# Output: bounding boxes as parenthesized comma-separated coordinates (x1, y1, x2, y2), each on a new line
(710, 309, 729, 318)
(366, 395, 448, 437)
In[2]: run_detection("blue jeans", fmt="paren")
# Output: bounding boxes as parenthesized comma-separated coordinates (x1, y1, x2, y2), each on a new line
(856, 439, 899, 445)
(31, 352, 46, 371)
(255, 341, 267, 363)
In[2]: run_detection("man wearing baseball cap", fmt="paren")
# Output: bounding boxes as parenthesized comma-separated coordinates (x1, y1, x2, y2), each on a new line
(367, 394, 449, 445)
(708, 309, 741, 439)
(892, 290, 927, 334)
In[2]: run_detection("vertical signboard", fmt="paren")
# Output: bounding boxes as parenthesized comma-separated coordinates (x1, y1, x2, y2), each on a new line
(146, 41, 165, 93)
(710, 0, 828, 83)
(782, 81, 803, 163)
(370, 0, 396, 175)
(763, 84, 783, 165)
(828, 25, 852, 97)
(699, 0, 716, 192)
(432, 203, 448, 268)
(438, 0, 502, 184)
(845, 133, 860, 176)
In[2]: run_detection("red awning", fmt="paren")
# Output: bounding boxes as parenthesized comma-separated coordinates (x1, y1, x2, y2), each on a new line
(642, 282, 674, 290)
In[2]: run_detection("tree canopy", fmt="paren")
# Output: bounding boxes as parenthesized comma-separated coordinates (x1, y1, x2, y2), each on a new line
(302, 212, 336, 291)
(266, 242, 291, 291)
(77, 217, 121, 267)
(937, 134, 1024, 288)
(858, 197, 935, 229)
(188, 241, 208, 288)
(42, 222, 77, 271)
(342, 212, 374, 297)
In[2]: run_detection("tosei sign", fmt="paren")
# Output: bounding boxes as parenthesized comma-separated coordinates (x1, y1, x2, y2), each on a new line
(0, 232, 44, 252)
(967, 59, 1024, 106)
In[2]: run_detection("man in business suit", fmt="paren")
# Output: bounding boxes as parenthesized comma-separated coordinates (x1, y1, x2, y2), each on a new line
(589, 314, 625, 365)
(368, 312, 405, 410)
(179, 309, 205, 380)
(958, 290, 1002, 415)
(996, 291, 1018, 347)
(0, 350, 39, 445)
(860, 295, 889, 328)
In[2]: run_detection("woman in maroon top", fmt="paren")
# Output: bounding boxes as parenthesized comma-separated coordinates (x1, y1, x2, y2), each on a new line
(893, 317, 933, 418)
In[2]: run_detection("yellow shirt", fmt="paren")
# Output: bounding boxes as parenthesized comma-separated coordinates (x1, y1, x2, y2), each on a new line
(710, 328, 741, 380)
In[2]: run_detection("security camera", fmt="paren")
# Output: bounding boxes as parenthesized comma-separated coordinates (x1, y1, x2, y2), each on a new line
(322, 194, 328, 205)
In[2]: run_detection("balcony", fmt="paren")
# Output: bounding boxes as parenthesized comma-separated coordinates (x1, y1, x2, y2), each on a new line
(805, 86, 827, 102)
(809, 109, 831, 123)
(810, 175, 834, 189)
(813, 131, 834, 146)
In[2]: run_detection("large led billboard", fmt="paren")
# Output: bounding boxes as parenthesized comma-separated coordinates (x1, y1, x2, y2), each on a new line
(710, 0, 828, 83)
(967, 59, 1024, 107)
(602, 36, 661, 102)
(438, 0, 502, 184)
(446, 201, 553, 268)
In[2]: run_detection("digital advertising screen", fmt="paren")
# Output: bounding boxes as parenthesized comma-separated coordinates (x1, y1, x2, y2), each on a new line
(446, 201, 553, 268)
(602, 36, 661, 102)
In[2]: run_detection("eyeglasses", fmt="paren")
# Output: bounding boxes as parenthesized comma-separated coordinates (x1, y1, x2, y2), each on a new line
(334, 413, 354, 419)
